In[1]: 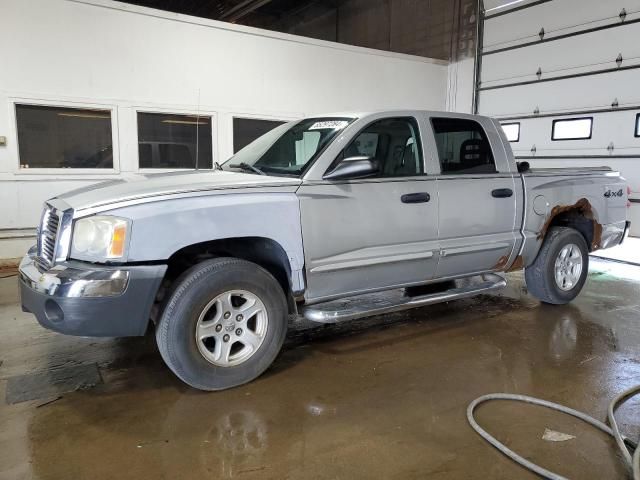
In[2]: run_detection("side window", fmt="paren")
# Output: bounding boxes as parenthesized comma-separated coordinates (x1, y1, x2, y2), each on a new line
(16, 104, 113, 169)
(232, 117, 286, 153)
(137, 112, 212, 169)
(431, 117, 497, 175)
(340, 117, 424, 177)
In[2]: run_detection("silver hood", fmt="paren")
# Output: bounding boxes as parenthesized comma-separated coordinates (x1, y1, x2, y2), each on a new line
(55, 170, 302, 213)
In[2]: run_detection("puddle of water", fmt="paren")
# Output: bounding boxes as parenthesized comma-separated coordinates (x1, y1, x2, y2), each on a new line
(5, 363, 102, 404)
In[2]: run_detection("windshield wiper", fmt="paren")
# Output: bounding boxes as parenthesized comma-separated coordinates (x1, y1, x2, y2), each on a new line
(228, 162, 266, 175)
(214, 161, 223, 171)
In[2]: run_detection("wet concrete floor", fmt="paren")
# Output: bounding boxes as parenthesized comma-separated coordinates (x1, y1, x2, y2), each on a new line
(1, 259, 640, 479)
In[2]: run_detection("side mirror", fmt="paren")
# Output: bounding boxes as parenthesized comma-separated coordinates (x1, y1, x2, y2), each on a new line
(323, 156, 379, 180)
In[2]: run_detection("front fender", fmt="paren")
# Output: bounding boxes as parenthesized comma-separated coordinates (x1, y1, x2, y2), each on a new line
(106, 192, 305, 274)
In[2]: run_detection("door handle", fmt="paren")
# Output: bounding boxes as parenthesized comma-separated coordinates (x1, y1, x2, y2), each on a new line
(491, 188, 513, 198)
(401, 192, 430, 203)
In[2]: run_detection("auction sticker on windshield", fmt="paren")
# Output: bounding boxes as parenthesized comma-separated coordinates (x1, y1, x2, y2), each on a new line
(309, 120, 349, 130)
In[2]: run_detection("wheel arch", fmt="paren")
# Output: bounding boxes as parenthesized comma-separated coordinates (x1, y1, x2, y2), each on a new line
(156, 236, 300, 319)
(537, 197, 603, 252)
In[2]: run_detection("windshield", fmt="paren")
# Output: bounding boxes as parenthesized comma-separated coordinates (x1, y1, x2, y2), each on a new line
(222, 117, 354, 177)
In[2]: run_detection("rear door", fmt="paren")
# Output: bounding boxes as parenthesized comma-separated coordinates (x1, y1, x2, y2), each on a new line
(428, 116, 519, 278)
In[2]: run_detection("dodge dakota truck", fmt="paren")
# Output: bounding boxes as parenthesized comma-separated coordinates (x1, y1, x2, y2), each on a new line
(19, 111, 630, 390)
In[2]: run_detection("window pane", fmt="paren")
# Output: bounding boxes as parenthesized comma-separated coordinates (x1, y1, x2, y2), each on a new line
(294, 131, 321, 165)
(501, 123, 520, 142)
(233, 118, 286, 153)
(137, 112, 212, 169)
(224, 117, 352, 177)
(552, 118, 592, 140)
(342, 117, 423, 177)
(635, 114, 640, 137)
(16, 104, 113, 169)
(431, 118, 496, 175)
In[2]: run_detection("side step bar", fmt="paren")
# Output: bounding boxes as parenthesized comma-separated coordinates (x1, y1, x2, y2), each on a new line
(302, 274, 507, 324)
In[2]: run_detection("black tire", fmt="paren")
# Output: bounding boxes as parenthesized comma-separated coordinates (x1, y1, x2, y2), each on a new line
(156, 257, 288, 391)
(524, 227, 589, 305)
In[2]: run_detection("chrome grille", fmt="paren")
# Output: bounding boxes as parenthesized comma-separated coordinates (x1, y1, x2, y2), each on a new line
(37, 205, 60, 267)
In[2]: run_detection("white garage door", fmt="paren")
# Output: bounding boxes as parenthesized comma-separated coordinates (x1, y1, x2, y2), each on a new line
(476, 0, 640, 236)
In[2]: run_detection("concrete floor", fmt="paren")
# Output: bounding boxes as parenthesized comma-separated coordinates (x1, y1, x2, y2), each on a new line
(1, 259, 640, 479)
(593, 237, 640, 266)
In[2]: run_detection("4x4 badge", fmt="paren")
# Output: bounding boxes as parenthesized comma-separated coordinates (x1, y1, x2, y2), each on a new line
(604, 189, 624, 198)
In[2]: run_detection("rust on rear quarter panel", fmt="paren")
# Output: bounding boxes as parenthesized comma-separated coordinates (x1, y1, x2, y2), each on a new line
(506, 255, 524, 272)
(536, 198, 603, 250)
(494, 255, 509, 270)
(494, 254, 524, 272)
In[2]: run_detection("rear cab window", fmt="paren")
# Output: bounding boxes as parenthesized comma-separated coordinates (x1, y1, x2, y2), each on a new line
(430, 117, 497, 175)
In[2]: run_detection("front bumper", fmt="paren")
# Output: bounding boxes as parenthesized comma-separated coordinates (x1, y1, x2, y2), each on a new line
(19, 248, 167, 337)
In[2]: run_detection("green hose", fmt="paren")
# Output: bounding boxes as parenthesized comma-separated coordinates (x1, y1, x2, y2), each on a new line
(468, 386, 640, 479)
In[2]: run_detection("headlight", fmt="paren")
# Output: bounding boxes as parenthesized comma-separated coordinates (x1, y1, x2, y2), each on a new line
(71, 216, 130, 261)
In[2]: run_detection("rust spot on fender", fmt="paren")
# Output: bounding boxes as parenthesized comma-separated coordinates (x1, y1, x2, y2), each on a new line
(592, 222, 603, 250)
(494, 255, 524, 272)
(494, 255, 509, 270)
(537, 197, 603, 251)
(506, 255, 524, 272)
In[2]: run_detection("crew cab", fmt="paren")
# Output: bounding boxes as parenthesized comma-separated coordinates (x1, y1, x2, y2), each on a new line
(19, 111, 630, 390)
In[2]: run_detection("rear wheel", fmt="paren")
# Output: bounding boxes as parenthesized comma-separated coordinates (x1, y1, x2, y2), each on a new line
(156, 258, 288, 391)
(525, 227, 589, 305)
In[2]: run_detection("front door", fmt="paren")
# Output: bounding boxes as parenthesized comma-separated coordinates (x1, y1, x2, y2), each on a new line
(429, 116, 518, 278)
(298, 116, 440, 302)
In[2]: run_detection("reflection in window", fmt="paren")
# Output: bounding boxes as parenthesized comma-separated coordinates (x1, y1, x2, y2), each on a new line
(294, 131, 321, 165)
(233, 117, 286, 153)
(340, 117, 423, 177)
(431, 117, 496, 174)
(16, 104, 113, 169)
(501, 122, 520, 142)
(137, 112, 212, 169)
(224, 118, 351, 177)
(552, 117, 592, 140)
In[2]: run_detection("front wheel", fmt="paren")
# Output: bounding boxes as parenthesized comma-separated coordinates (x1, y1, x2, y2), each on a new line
(156, 258, 288, 391)
(525, 227, 589, 305)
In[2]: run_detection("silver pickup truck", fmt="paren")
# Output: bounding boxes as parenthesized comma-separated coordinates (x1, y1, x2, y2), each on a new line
(19, 111, 630, 390)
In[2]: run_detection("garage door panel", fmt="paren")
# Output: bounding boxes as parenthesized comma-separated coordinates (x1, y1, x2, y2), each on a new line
(506, 112, 640, 153)
(479, 69, 640, 117)
(480, 0, 640, 237)
(482, 23, 640, 86)
(484, 0, 640, 51)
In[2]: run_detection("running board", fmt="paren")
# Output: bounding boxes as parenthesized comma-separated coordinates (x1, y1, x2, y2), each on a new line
(302, 274, 507, 324)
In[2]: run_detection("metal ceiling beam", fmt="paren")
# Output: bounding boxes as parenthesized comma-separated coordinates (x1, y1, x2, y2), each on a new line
(218, 0, 273, 22)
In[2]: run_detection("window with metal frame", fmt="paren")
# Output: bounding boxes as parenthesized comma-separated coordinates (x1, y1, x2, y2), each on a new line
(336, 117, 424, 178)
(16, 104, 113, 169)
(635, 113, 640, 138)
(137, 112, 212, 169)
(431, 117, 497, 175)
(233, 117, 287, 153)
(501, 122, 520, 142)
(551, 117, 593, 141)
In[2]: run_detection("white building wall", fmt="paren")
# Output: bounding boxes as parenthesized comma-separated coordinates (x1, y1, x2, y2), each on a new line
(446, 57, 476, 114)
(0, 0, 448, 259)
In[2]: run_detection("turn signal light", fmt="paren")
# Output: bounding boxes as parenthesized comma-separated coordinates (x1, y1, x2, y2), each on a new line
(110, 224, 127, 258)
